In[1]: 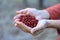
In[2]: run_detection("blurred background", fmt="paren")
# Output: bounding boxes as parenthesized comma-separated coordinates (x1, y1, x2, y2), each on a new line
(0, 0, 60, 40)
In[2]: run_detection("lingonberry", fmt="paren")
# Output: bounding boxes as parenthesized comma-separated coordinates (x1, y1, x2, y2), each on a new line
(19, 15, 38, 28)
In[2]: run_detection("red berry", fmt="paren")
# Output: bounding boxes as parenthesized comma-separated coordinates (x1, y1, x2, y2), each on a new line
(19, 15, 38, 28)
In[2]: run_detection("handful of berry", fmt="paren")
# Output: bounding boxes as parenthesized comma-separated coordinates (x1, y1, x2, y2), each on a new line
(19, 15, 38, 28)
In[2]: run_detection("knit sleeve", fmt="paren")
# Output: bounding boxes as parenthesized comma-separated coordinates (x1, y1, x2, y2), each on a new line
(46, 4, 60, 19)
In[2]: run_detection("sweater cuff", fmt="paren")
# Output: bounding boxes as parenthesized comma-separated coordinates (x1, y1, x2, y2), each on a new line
(46, 4, 60, 19)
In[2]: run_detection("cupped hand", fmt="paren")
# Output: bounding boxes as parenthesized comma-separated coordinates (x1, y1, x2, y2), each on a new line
(14, 14, 49, 36)
(16, 8, 42, 20)
(14, 8, 49, 36)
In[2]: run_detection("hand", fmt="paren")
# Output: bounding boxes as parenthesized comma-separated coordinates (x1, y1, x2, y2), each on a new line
(14, 14, 49, 36)
(31, 20, 49, 35)
(14, 8, 50, 36)
(16, 8, 50, 20)
(14, 14, 32, 33)
(14, 8, 50, 35)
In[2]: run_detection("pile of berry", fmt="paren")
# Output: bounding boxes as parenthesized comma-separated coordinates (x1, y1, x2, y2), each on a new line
(19, 15, 38, 28)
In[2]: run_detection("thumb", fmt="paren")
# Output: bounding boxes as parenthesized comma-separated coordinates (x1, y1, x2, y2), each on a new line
(16, 9, 28, 14)
(31, 20, 47, 34)
(16, 21, 32, 33)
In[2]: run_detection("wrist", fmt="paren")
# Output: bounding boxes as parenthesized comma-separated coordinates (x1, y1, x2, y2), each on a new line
(38, 10, 50, 19)
(46, 20, 56, 28)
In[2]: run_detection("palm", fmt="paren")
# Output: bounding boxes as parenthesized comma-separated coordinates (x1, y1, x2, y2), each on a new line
(14, 8, 48, 36)
(16, 8, 42, 20)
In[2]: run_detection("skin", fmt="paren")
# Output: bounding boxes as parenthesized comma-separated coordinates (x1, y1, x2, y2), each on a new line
(14, 10, 60, 36)
(47, 20, 60, 29)
(14, 14, 44, 36)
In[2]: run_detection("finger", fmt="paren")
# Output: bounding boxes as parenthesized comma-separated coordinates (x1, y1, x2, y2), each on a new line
(14, 15, 20, 20)
(15, 21, 32, 33)
(31, 30, 43, 36)
(14, 19, 20, 23)
(31, 20, 47, 34)
(15, 23, 28, 32)
(14, 14, 25, 20)
(16, 21, 32, 30)
(16, 10, 24, 14)
(16, 9, 28, 14)
(14, 22, 27, 32)
(25, 10, 31, 15)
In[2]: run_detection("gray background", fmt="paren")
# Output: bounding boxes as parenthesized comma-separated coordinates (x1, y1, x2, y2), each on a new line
(0, 0, 59, 40)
